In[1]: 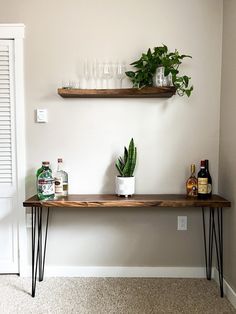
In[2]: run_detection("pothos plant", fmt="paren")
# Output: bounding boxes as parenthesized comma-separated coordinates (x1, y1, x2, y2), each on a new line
(126, 45, 193, 97)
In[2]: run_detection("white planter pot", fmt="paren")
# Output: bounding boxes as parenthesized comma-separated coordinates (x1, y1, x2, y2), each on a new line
(115, 176, 135, 197)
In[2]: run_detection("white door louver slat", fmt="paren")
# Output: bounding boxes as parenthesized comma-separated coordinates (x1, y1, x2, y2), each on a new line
(0, 157, 11, 161)
(0, 44, 12, 184)
(0, 77, 10, 81)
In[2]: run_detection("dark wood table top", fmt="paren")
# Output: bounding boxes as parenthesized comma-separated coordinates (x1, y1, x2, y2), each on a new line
(23, 194, 231, 208)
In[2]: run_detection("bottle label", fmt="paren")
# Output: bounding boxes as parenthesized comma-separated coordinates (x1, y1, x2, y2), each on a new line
(198, 178, 208, 194)
(38, 178, 55, 196)
(55, 177, 63, 194)
(63, 183, 68, 192)
(208, 184, 212, 193)
(186, 178, 198, 197)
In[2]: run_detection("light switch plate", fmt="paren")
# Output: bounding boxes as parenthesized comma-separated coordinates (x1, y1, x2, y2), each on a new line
(36, 109, 48, 123)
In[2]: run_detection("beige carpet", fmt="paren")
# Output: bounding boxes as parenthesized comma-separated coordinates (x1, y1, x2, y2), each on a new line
(0, 276, 235, 314)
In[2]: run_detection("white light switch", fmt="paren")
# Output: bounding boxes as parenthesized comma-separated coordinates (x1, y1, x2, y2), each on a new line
(36, 109, 48, 123)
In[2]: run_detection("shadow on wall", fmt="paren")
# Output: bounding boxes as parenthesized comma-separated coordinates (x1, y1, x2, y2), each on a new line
(100, 155, 117, 194)
(25, 169, 36, 197)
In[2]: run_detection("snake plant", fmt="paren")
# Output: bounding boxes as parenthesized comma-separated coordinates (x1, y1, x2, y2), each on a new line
(115, 138, 137, 177)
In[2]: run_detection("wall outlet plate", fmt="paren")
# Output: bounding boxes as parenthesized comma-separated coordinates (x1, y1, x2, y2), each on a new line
(178, 216, 187, 231)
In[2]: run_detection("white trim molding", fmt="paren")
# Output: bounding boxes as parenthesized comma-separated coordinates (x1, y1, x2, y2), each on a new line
(213, 268, 236, 309)
(24, 266, 206, 278)
(0, 24, 25, 39)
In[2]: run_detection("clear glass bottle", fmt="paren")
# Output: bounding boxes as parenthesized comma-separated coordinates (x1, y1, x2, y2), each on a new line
(37, 162, 55, 200)
(54, 158, 68, 198)
(186, 164, 198, 197)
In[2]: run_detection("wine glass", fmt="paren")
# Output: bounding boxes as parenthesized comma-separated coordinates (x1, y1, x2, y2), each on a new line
(83, 59, 91, 88)
(102, 62, 112, 89)
(116, 63, 126, 88)
(91, 59, 98, 89)
(97, 62, 104, 89)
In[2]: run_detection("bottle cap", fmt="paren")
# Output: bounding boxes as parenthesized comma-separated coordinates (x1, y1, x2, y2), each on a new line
(191, 164, 195, 172)
(58, 158, 63, 163)
(42, 161, 50, 166)
(200, 160, 205, 168)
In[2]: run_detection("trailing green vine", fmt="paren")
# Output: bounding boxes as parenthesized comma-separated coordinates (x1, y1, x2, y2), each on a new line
(126, 45, 193, 97)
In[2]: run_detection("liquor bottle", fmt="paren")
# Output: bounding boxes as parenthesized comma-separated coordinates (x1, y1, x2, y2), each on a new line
(54, 158, 68, 198)
(197, 160, 208, 199)
(205, 159, 212, 196)
(36, 161, 52, 178)
(37, 162, 55, 200)
(186, 164, 198, 197)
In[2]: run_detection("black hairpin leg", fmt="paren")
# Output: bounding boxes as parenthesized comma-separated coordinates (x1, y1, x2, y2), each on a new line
(202, 207, 214, 280)
(202, 207, 224, 297)
(212, 208, 224, 297)
(31, 206, 39, 297)
(31, 206, 50, 297)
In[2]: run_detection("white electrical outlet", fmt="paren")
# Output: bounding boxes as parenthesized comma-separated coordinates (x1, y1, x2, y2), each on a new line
(177, 216, 187, 231)
(26, 213, 32, 228)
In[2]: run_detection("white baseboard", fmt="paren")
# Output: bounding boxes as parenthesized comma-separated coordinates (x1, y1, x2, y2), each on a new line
(24, 266, 205, 278)
(213, 267, 236, 309)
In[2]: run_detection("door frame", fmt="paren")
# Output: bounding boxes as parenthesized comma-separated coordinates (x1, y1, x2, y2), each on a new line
(0, 24, 26, 275)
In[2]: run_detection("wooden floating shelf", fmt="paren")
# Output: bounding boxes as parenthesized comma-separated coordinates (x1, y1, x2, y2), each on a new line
(57, 87, 176, 99)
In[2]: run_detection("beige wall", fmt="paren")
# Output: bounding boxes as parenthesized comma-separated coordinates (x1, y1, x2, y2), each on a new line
(219, 0, 236, 291)
(0, 0, 223, 267)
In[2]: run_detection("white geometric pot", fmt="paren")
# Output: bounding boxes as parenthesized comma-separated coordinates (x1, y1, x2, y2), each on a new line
(115, 176, 135, 197)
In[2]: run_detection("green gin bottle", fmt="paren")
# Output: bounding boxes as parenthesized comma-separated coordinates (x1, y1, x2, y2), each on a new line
(37, 161, 55, 200)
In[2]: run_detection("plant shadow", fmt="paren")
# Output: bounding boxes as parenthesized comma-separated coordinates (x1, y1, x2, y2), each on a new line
(100, 155, 117, 194)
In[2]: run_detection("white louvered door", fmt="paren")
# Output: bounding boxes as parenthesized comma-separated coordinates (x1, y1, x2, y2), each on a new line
(0, 40, 18, 273)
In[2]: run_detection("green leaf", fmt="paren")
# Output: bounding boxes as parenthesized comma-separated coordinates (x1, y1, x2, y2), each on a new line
(122, 138, 135, 177)
(125, 71, 135, 78)
(147, 48, 152, 58)
(185, 89, 191, 97)
(118, 157, 124, 168)
(183, 76, 189, 86)
(180, 54, 192, 59)
(115, 160, 123, 176)
(124, 147, 128, 164)
(129, 147, 137, 176)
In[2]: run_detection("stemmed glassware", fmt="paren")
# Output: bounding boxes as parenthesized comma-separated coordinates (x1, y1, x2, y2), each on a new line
(116, 63, 126, 88)
(68, 60, 127, 89)
(83, 59, 91, 89)
(91, 59, 98, 89)
(102, 62, 112, 89)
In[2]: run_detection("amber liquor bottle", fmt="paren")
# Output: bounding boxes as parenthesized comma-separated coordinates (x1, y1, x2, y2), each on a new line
(197, 160, 208, 199)
(186, 164, 198, 197)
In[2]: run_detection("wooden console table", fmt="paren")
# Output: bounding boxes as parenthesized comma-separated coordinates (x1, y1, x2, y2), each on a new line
(23, 194, 231, 297)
